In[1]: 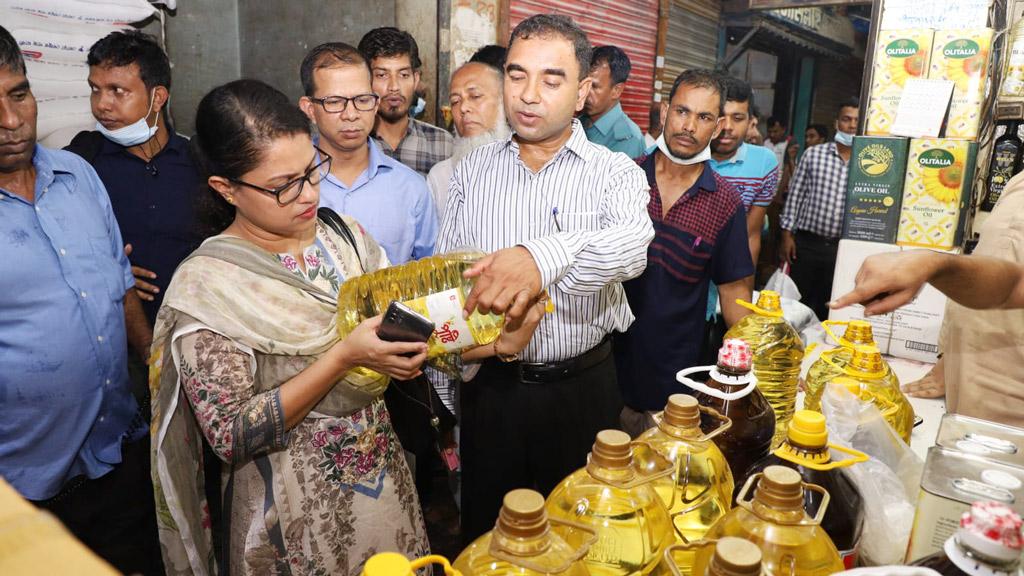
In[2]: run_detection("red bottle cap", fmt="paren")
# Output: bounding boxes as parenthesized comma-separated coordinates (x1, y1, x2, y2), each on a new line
(958, 501, 1024, 563)
(718, 338, 752, 372)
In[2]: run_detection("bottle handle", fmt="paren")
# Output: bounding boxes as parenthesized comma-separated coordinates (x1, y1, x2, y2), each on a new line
(737, 298, 784, 317)
(822, 320, 853, 348)
(663, 539, 719, 576)
(676, 366, 758, 401)
(801, 480, 831, 525)
(695, 405, 733, 442)
(409, 556, 462, 576)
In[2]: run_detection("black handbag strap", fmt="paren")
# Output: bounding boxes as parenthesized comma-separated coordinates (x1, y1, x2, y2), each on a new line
(317, 207, 363, 272)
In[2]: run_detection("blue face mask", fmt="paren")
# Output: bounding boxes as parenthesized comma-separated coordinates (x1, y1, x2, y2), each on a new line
(410, 96, 426, 118)
(96, 90, 159, 147)
(834, 130, 854, 147)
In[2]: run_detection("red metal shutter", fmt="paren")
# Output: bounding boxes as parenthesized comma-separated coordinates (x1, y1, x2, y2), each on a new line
(509, 0, 659, 132)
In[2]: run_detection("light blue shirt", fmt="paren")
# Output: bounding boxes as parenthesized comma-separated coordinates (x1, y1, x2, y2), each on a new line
(0, 145, 140, 500)
(583, 102, 647, 159)
(317, 138, 438, 264)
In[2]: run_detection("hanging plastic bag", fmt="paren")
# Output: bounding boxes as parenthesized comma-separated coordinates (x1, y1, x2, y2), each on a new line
(821, 383, 924, 566)
(764, 262, 802, 302)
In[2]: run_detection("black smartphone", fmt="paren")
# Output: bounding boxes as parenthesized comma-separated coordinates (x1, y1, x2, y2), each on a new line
(378, 301, 435, 344)
(914, 415, 924, 428)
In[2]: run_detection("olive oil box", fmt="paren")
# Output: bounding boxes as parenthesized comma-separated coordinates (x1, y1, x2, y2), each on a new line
(897, 138, 977, 250)
(866, 29, 934, 136)
(842, 136, 909, 243)
(928, 29, 993, 139)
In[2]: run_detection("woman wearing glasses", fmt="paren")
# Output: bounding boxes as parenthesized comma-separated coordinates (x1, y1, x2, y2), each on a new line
(148, 79, 430, 575)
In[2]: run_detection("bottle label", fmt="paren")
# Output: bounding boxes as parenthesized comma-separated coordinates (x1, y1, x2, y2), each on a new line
(405, 288, 476, 352)
(839, 547, 859, 570)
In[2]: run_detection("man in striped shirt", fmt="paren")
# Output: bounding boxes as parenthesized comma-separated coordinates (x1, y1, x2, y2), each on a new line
(614, 69, 754, 437)
(438, 14, 654, 542)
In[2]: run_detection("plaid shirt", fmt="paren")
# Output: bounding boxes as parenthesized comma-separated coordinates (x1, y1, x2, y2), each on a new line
(373, 118, 453, 176)
(781, 142, 849, 238)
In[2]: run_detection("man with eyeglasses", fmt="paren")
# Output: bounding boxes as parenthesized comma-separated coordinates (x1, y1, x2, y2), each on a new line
(299, 42, 437, 265)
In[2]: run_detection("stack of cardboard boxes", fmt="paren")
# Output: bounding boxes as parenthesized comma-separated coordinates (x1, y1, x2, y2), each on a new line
(831, 28, 992, 362)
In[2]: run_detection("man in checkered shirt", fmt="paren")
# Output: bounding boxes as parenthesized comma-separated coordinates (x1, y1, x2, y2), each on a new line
(359, 27, 453, 176)
(780, 98, 859, 319)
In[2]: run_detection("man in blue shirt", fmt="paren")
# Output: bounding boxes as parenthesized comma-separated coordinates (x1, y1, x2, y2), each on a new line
(580, 45, 646, 158)
(299, 42, 437, 264)
(0, 25, 161, 574)
(614, 69, 753, 437)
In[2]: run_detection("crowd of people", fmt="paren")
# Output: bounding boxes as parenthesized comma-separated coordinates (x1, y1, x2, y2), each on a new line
(0, 10, 962, 576)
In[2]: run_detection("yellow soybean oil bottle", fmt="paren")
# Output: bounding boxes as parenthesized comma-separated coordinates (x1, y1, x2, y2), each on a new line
(745, 410, 869, 569)
(362, 551, 461, 576)
(546, 430, 675, 575)
(723, 290, 805, 448)
(665, 537, 764, 576)
(454, 489, 595, 576)
(804, 320, 882, 412)
(636, 394, 734, 572)
(821, 344, 915, 443)
(336, 250, 504, 388)
(698, 466, 844, 576)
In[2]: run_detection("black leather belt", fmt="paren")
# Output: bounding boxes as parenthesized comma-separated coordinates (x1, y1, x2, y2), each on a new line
(501, 338, 612, 384)
(795, 230, 840, 244)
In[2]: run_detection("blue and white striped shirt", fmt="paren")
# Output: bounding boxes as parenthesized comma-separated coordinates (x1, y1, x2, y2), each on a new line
(437, 119, 654, 363)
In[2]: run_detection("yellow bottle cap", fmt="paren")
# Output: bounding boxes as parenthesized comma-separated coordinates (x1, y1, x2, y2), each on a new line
(832, 376, 862, 396)
(843, 320, 874, 345)
(362, 552, 412, 576)
(787, 410, 828, 448)
(756, 290, 782, 312)
(848, 344, 885, 376)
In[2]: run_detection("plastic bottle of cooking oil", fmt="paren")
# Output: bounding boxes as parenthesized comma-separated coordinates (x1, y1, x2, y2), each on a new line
(698, 465, 844, 576)
(911, 501, 1024, 575)
(723, 290, 804, 448)
(545, 430, 675, 576)
(821, 344, 915, 443)
(637, 395, 734, 575)
(745, 410, 869, 569)
(679, 338, 775, 491)
(665, 537, 764, 576)
(454, 489, 594, 576)
(804, 320, 879, 412)
(362, 551, 461, 576)
(335, 250, 504, 387)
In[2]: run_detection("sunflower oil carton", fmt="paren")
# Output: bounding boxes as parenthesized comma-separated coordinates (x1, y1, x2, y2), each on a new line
(928, 29, 993, 139)
(897, 138, 977, 250)
(866, 30, 934, 136)
(842, 136, 909, 243)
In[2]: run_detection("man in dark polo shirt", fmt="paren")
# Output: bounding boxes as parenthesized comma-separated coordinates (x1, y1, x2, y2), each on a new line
(67, 31, 202, 337)
(615, 69, 754, 437)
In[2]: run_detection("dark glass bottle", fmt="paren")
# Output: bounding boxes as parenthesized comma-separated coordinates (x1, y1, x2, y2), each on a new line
(982, 120, 1023, 211)
(911, 501, 1023, 575)
(746, 409, 867, 569)
(680, 338, 775, 493)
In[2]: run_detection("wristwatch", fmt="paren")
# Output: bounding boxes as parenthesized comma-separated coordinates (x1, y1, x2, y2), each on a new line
(494, 339, 520, 363)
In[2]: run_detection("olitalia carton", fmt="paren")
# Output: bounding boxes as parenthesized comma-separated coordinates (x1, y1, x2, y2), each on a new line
(842, 136, 909, 243)
(905, 446, 1024, 562)
(928, 29, 993, 139)
(866, 29, 934, 135)
(897, 138, 977, 250)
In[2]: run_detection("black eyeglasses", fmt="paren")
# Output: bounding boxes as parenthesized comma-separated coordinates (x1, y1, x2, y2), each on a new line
(310, 94, 380, 113)
(229, 147, 332, 206)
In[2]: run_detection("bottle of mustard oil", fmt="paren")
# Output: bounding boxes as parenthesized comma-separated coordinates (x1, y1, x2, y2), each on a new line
(680, 338, 775, 497)
(454, 489, 594, 576)
(637, 395, 734, 575)
(722, 291, 804, 448)
(336, 250, 504, 388)
(546, 430, 675, 575)
(822, 344, 915, 443)
(911, 501, 1024, 576)
(362, 551, 461, 576)
(697, 466, 844, 576)
(664, 537, 764, 576)
(745, 410, 869, 569)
